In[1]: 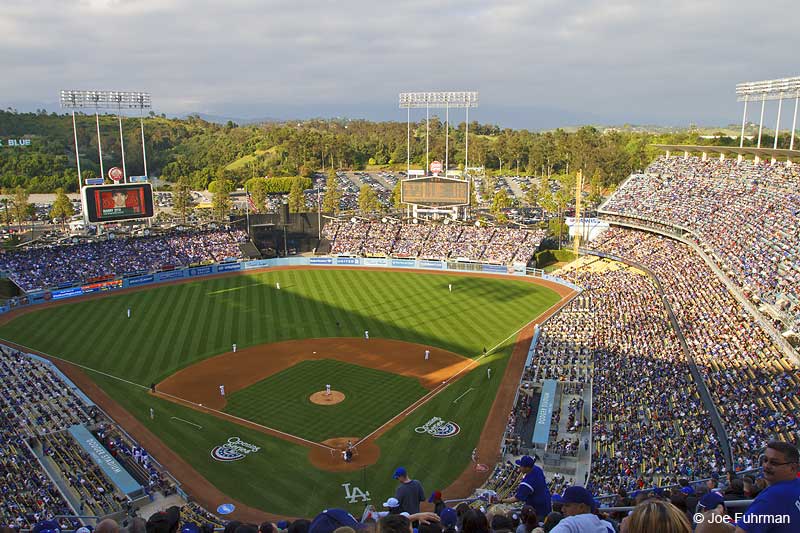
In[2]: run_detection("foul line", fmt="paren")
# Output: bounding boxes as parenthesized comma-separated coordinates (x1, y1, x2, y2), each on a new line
(0, 338, 150, 391)
(353, 291, 577, 448)
(155, 390, 335, 451)
(171, 416, 203, 429)
(0, 338, 334, 451)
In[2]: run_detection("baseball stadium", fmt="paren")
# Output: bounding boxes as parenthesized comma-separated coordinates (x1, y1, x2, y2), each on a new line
(2, 81, 800, 533)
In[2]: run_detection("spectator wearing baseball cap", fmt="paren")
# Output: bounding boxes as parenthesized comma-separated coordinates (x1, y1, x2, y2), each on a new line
(428, 490, 445, 515)
(501, 456, 552, 521)
(697, 441, 800, 533)
(439, 508, 458, 533)
(309, 510, 364, 533)
(548, 487, 613, 533)
(393, 467, 425, 515)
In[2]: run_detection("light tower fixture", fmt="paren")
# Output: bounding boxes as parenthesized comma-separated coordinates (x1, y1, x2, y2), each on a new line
(398, 91, 479, 177)
(735, 77, 800, 153)
(60, 90, 152, 186)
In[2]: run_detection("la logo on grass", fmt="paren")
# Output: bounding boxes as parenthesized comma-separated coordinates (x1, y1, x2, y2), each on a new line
(211, 437, 261, 462)
(342, 483, 371, 503)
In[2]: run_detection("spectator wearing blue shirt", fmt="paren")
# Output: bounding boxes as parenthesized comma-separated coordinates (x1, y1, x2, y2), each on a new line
(501, 455, 552, 520)
(697, 441, 800, 533)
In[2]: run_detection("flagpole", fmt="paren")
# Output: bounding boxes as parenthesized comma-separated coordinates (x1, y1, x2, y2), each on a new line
(245, 184, 250, 238)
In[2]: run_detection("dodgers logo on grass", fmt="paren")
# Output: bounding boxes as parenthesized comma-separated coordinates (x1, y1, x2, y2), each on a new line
(415, 416, 460, 438)
(211, 436, 261, 462)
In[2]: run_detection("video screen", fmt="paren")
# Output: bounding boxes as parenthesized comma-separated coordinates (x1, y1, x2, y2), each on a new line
(84, 184, 154, 223)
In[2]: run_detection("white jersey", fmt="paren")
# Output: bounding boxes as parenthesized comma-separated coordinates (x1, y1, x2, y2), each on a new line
(219, 385, 225, 396)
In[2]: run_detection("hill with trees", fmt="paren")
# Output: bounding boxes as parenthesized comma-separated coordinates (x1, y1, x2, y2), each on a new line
(2, 109, 789, 194)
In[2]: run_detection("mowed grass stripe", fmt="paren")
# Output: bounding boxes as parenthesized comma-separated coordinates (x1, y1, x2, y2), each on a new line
(224, 359, 428, 442)
(0, 270, 561, 384)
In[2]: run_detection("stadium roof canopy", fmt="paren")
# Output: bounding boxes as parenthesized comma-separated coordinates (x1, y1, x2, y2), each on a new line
(652, 144, 800, 161)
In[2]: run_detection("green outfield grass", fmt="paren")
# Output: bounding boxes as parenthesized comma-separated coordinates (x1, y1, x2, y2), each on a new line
(0, 269, 562, 516)
(225, 359, 428, 442)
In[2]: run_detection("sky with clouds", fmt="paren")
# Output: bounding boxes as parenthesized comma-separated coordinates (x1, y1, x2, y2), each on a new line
(1, 0, 797, 128)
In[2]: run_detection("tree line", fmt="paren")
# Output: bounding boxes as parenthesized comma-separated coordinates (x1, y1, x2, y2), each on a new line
(4, 109, 783, 196)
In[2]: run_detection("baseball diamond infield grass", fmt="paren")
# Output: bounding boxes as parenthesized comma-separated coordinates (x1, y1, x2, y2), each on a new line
(224, 359, 429, 442)
(0, 269, 562, 516)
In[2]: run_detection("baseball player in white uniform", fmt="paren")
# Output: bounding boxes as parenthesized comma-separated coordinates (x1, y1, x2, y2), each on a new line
(364, 330, 369, 340)
(232, 343, 237, 353)
(448, 284, 452, 292)
(326, 384, 331, 396)
(127, 308, 131, 318)
(219, 384, 225, 397)
(425, 350, 430, 361)
(276, 282, 281, 290)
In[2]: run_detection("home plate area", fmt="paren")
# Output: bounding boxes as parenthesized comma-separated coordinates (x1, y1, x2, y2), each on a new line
(155, 337, 472, 471)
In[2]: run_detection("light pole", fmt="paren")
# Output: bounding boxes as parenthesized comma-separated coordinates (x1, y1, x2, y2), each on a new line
(61, 90, 152, 183)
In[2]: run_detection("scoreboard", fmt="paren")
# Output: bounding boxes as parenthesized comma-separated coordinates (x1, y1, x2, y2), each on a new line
(82, 183, 155, 223)
(400, 177, 469, 206)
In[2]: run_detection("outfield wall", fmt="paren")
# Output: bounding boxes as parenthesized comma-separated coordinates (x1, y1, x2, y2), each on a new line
(0, 256, 580, 314)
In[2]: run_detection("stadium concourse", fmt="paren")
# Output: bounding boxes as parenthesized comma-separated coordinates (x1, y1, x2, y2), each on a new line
(1, 156, 799, 532)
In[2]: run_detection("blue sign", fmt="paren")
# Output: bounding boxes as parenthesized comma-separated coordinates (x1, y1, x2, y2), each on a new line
(419, 260, 443, 269)
(85, 178, 105, 185)
(68, 425, 141, 495)
(391, 259, 415, 267)
(336, 257, 359, 265)
(52, 287, 83, 300)
(363, 257, 387, 266)
(309, 257, 334, 265)
(218, 262, 242, 272)
(217, 504, 235, 515)
(243, 259, 271, 269)
(129, 175, 148, 183)
(128, 275, 155, 286)
(189, 266, 214, 276)
(532, 380, 557, 446)
(158, 270, 185, 281)
(482, 264, 507, 274)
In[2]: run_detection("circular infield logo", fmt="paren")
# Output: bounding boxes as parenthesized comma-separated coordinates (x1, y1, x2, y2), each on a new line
(211, 445, 245, 461)
(415, 416, 460, 438)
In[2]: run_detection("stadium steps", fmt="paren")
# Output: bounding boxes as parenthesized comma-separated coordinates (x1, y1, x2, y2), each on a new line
(29, 441, 83, 514)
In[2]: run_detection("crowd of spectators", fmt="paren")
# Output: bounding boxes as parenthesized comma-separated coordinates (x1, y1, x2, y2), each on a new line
(591, 227, 800, 471)
(0, 229, 248, 292)
(322, 220, 546, 264)
(0, 344, 226, 530)
(601, 155, 800, 329)
(520, 258, 725, 496)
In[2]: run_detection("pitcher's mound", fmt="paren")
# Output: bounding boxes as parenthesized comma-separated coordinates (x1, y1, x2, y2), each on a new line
(309, 390, 345, 405)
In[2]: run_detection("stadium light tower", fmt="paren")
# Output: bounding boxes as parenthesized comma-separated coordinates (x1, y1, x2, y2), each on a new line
(399, 92, 479, 176)
(61, 90, 152, 185)
(736, 76, 800, 153)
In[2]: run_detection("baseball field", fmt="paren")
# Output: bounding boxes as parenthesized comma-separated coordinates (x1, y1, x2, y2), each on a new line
(0, 267, 569, 519)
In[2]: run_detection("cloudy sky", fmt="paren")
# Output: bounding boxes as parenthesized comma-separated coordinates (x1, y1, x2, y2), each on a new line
(1, 0, 797, 128)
